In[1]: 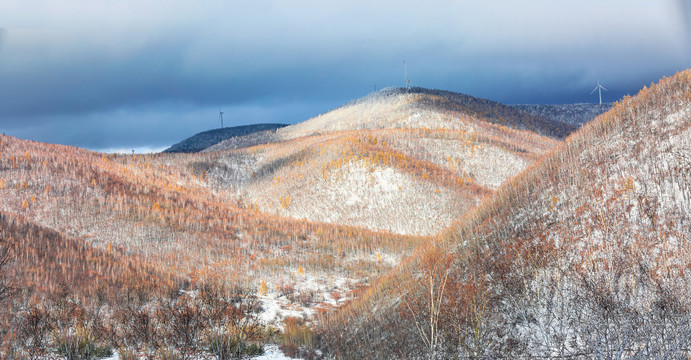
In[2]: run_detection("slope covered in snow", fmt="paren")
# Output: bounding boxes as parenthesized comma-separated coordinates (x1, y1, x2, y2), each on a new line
(199, 88, 562, 236)
(319, 70, 691, 359)
(197, 126, 556, 236)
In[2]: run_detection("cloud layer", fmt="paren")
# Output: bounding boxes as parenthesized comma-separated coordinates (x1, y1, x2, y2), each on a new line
(1, 0, 688, 150)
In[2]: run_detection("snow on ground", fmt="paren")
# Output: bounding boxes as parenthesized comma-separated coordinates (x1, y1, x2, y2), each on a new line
(257, 270, 359, 328)
(101, 353, 119, 360)
(384, 136, 529, 190)
(259, 294, 315, 327)
(251, 344, 301, 360)
(99, 344, 298, 360)
(248, 159, 467, 236)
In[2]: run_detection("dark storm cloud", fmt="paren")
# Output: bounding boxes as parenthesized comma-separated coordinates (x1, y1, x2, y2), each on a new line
(679, 0, 691, 42)
(0, 0, 689, 150)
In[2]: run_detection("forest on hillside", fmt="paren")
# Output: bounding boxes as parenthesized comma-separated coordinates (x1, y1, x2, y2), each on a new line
(0, 71, 689, 359)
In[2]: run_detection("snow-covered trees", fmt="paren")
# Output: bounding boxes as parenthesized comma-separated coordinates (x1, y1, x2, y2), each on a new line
(318, 69, 691, 359)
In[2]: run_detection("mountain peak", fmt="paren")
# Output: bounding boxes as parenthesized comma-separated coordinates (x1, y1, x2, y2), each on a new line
(273, 86, 577, 143)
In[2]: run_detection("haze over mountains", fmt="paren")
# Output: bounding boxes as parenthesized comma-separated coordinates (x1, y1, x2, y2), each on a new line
(0, 73, 688, 358)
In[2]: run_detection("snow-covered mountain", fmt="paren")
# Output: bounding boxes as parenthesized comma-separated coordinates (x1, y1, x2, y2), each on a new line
(197, 87, 564, 236)
(319, 70, 691, 359)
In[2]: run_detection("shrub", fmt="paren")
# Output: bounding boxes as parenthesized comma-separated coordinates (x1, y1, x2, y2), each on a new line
(116, 348, 138, 360)
(245, 343, 264, 356)
(155, 348, 182, 360)
(208, 337, 264, 359)
(282, 317, 314, 349)
(56, 335, 111, 360)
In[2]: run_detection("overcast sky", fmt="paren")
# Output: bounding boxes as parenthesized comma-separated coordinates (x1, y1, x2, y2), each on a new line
(1, 0, 689, 152)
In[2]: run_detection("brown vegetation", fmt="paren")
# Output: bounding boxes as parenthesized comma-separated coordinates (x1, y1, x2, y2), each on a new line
(0, 82, 592, 357)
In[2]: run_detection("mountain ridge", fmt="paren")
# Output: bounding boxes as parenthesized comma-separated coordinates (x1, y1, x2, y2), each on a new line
(511, 103, 613, 127)
(274, 86, 577, 141)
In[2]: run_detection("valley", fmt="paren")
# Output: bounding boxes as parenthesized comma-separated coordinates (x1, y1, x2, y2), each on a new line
(0, 76, 689, 358)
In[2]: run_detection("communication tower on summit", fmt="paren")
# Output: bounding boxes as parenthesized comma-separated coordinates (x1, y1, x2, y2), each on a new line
(403, 61, 412, 90)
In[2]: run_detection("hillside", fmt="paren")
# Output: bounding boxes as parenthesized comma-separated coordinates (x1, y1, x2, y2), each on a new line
(199, 88, 562, 236)
(0, 85, 598, 356)
(163, 123, 287, 153)
(0, 83, 566, 349)
(511, 103, 613, 127)
(0, 210, 180, 303)
(318, 71, 691, 358)
(0, 135, 423, 326)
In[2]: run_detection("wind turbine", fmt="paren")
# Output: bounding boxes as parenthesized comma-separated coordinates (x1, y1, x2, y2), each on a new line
(219, 106, 224, 129)
(403, 60, 412, 90)
(590, 79, 607, 104)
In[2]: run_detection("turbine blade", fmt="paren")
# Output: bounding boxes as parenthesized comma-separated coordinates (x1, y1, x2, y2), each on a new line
(590, 87, 598, 94)
(600, 85, 608, 91)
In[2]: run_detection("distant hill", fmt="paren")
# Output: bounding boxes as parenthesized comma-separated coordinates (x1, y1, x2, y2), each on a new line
(511, 103, 613, 127)
(203, 128, 283, 152)
(197, 87, 563, 236)
(163, 123, 288, 153)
